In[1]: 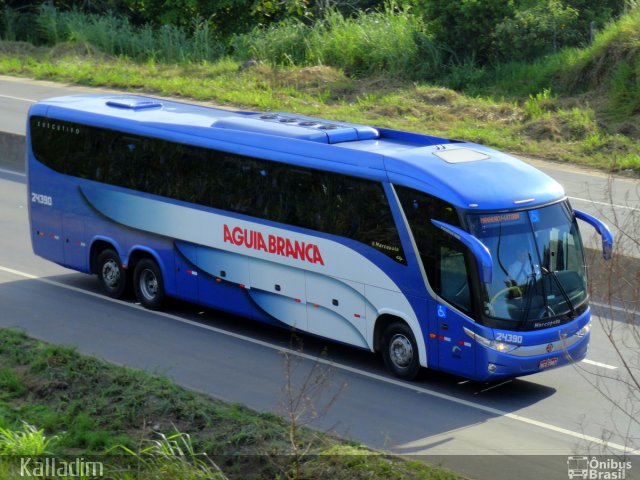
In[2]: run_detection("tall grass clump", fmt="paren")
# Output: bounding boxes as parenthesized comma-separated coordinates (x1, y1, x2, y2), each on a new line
(233, 5, 441, 79)
(0, 5, 22, 41)
(307, 7, 437, 79)
(112, 431, 227, 480)
(32, 4, 224, 63)
(35, 3, 65, 45)
(0, 423, 58, 456)
(232, 19, 310, 66)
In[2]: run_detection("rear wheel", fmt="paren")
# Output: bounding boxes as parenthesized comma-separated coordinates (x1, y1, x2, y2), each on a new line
(381, 321, 421, 380)
(133, 258, 166, 310)
(96, 249, 127, 299)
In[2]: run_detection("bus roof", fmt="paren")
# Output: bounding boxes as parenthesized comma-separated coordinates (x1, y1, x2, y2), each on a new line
(30, 94, 565, 211)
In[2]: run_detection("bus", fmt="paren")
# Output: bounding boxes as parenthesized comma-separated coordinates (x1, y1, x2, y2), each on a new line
(26, 94, 613, 381)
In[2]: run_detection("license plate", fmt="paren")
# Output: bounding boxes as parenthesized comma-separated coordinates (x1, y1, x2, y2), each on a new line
(539, 357, 559, 369)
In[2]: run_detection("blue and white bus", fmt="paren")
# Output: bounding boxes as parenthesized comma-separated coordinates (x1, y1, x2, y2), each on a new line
(26, 94, 613, 381)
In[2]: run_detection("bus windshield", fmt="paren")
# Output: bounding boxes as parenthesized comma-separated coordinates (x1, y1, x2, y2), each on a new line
(468, 202, 587, 327)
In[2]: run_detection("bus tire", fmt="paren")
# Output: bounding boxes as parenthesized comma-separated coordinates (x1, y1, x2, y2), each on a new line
(381, 321, 421, 380)
(96, 249, 127, 299)
(133, 258, 166, 310)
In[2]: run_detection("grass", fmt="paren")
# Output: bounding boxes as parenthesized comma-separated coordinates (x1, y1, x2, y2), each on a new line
(233, 7, 438, 79)
(0, 45, 637, 173)
(477, 9, 640, 136)
(18, 4, 225, 64)
(0, 423, 58, 455)
(0, 4, 640, 174)
(0, 328, 460, 479)
(0, 7, 639, 174)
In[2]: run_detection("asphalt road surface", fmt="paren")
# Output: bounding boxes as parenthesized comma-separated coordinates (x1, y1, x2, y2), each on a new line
(1, 76, 639, 480)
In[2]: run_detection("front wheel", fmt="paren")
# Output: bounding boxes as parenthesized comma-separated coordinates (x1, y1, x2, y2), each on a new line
(96, 249, 127, 299)
(133, 258, 166, 310)
(381, 321, 421, 380)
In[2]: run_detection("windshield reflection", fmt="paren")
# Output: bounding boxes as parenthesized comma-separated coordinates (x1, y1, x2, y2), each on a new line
(468, 202, 587, 327)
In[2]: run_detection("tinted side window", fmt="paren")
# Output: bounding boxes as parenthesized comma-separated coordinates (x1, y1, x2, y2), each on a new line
(283, 169, 406, 264)
(30, 116, 405, 263)
(396, 186, 472, 313)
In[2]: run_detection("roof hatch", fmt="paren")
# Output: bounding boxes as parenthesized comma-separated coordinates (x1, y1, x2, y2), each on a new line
(434, 148, 490, 164)
(106, 97, 163, 111)
(212, 113, 379, 144)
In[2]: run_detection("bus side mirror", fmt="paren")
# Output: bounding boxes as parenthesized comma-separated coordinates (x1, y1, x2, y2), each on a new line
(431, 220, 493, 284)
(574, 209, 613, 260)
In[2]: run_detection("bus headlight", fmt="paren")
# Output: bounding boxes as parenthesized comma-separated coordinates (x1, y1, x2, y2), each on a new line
(463, 327, 517, 353)
(492, 341, 517, 353)
(575, 322, 591, 338)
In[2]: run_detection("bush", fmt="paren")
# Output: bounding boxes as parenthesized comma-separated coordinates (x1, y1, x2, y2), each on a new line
(416, 0, 515, 65)
(609, 58, 640, 119)
(494, 0, 582, 62)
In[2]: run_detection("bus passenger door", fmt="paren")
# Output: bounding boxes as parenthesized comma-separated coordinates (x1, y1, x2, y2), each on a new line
(431, 300, 476, 377)
(306, 273, 368, 349)
(431, 246, 476, 377)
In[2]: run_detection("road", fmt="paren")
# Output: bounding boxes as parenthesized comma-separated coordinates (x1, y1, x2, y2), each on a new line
(1, 76, 639, 479)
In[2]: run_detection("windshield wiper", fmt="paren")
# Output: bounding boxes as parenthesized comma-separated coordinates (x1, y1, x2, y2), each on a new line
(540, 266, 577, 318)
(520, 271, 537, 325)
(520, 252, 539, 324)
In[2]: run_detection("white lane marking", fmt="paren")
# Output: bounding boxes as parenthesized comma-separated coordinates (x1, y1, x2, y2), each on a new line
(0, 264, 638, 455)
(0, 94, 37, 103)
(591, 300, 640, 317)
(581, 359, 618, 370)
(569, 196, 639, 212)
(0, 167, 26, 177)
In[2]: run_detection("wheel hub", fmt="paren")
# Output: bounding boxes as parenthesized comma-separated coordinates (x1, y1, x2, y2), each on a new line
(389, 334, 413, 368)
(102, 259, 120, 288)
(140, 269, 158, 300)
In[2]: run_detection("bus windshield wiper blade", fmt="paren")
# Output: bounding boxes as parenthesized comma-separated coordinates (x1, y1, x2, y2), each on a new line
(520, 272, 537, 326)
(541, 266, 577, 318)
(520, 252, 539, 325)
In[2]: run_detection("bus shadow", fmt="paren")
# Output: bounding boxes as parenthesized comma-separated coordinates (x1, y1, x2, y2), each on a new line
(40, 271, 558, 407)
(0, 272, 564, 456)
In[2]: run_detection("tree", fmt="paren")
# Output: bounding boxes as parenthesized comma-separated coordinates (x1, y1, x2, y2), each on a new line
(577, 180, 639, 453)
(417, 0, 515, 65)
(494, 0, 581, 62)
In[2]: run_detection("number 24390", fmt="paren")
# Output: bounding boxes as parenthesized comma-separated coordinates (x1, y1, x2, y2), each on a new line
(31, 192, 53, 206)
(495, 332, 523, 344)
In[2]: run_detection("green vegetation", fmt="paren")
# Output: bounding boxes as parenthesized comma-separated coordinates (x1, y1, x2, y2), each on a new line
(0, 328, 458, 479)
(232, 7, 438, 79)
(0, 40, 638, 172)
(0, 0, 640, 172)
(0, 423, 58, 455)
(0, 1, 638, 173)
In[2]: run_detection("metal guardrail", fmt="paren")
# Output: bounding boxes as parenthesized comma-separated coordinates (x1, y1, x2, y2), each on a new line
(0, 131, 25, 173)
